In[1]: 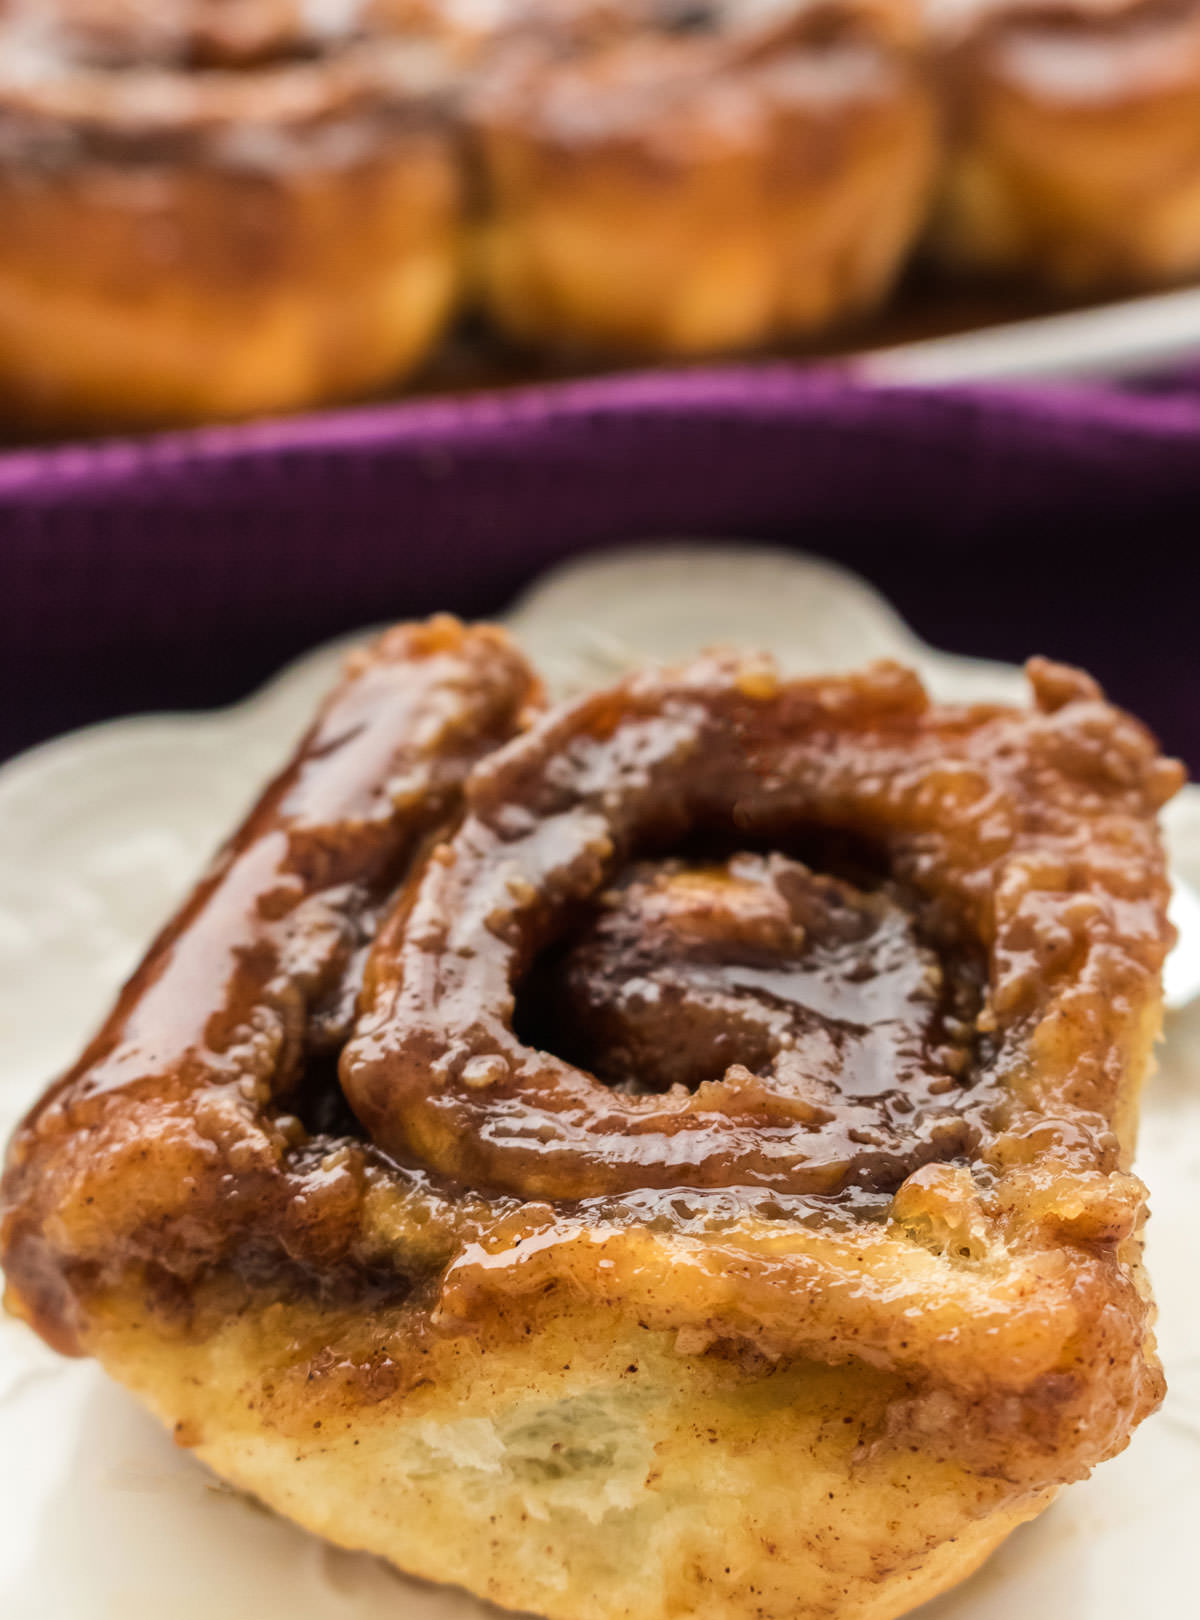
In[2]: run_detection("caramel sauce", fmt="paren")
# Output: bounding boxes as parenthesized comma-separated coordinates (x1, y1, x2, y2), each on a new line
(517, 853, 986, 1191)
(0, 618, 536, 1350)
(0, 0, 914, 173)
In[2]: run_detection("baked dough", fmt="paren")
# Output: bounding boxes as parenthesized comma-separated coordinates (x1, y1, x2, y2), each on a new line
(931, 0, 1200, 288)
(469, 0, 939, 354)
(0, 0, 467, 428)
(0, 624, 1182, 1620)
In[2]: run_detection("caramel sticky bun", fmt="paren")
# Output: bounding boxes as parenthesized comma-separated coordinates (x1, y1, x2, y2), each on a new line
(931, 0, 1200, 289)
(468, 0, 938, 355)
(0, 624, 1181, 1620)
(0, 0, 469, 428)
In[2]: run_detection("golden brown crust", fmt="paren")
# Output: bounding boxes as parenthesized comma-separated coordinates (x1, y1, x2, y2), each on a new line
(82, 1282, 1059, 1620)
(0, 632, 1182, 1620)
(0, 0, 942, 419)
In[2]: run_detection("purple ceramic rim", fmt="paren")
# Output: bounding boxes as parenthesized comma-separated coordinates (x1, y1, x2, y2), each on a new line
(7, 361, 1200, 494)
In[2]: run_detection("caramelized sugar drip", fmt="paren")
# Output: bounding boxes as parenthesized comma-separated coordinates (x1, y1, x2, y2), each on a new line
(0, 617, 539, 1351)
(517, 853, 986, 1191)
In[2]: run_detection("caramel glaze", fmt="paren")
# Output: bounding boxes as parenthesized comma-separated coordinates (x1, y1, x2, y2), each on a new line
(343, 654, 1179, 1200)
(518, 854, 986, 1186)
(0, 635, 1183, 1488)
(0, 1, 433, 71)
(0, 617, 538, 1353)
(0, 0, 925, 175)
(467, 0, 923, 159)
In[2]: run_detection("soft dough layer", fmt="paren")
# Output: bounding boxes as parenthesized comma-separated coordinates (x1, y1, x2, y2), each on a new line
(90, 1291, 1052, 1620)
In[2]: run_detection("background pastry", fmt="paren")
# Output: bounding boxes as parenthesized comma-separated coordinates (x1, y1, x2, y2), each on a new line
(469, 0, 939, 355)
(9, 0, 1200, 429)
(0, 626, 1180, 1620)
(0, 0, 468, 428)
(930, 0, 1200, 289)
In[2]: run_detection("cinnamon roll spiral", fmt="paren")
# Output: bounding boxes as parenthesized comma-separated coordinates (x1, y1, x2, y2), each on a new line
(0, 626, 1182, 1620)
(345, 658, 995, 1199)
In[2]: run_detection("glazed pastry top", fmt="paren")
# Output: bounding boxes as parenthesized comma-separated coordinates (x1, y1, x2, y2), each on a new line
(516, 852, 987, 1192)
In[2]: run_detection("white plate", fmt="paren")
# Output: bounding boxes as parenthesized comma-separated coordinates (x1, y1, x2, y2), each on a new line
(860, 284, 1200, 384)
(1, 544, 1197, 1620)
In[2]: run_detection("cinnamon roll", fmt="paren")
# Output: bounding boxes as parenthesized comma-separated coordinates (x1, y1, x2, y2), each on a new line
(0, 627, 1181, 1620)
(931, 0, 1200, 289)
(0, 1, 468, 428)
(468, 0, 939, 355)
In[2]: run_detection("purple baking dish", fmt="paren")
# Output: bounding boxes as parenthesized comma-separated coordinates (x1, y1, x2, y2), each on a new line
(1, 363, 1198, 769)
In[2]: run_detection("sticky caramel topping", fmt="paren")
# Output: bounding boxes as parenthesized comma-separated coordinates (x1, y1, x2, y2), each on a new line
(0, 0, 925, 174)
(0, 618, 538, 1350)
(0, 0, 450, 69)
(342, 654, 1179, 1203)
(516, 853, 985, 1192)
